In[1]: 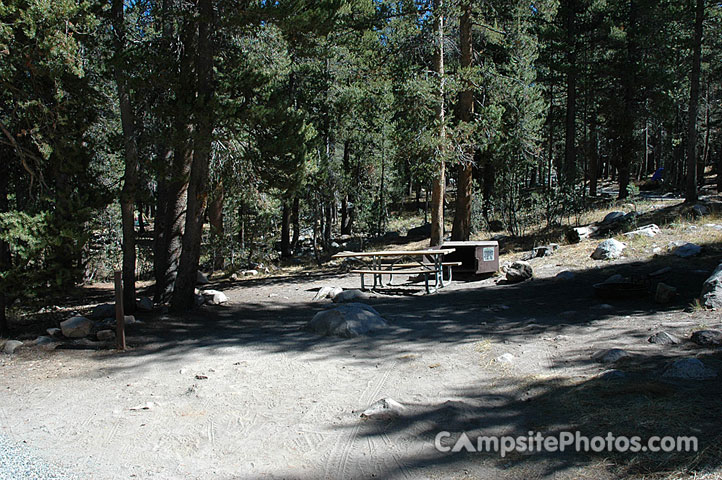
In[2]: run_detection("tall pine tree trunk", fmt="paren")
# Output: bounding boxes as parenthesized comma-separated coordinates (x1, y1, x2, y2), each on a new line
(451, 2, 474, 241)
(281, 199, 291, 258)
(685, 0, 704, 203)
(0, 170, 9, 336)
(156, 15, 196, 303)
(563, 0, 577, 184)
(112, 0, 140, 314)
(430, 0, 446, 246)
(208, 179, 224, 270)
(171, 0, 214, 311)
(291, 197, 300, 252)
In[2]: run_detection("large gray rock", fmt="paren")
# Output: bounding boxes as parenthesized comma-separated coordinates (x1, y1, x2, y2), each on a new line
(701, 263, 722, 309)
(691, 329, 722, 347)
(136, 296, 153, 312)
(90, 303, 115, 319)
(34, 336, 58, 351)
(670, 242, 702, 258)
(662, 358, 717, 380)
(3, 340, 23, 354)
(306, 303, 388, 338)
(332, 289, 369, 303)
(602, 211, 625, 224)
(567, 225, 598, 243)
(591, 239, 626, 260)
(60, 316, 94, 338)
(506, 261, 533, 283)
(692, 204, 709, 217)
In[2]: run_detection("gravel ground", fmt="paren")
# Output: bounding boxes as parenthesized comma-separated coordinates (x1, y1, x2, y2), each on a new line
(0, 434, 78, 480)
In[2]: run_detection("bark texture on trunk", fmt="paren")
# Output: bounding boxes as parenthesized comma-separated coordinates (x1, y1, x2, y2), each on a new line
(430, 0, 445, 247)
(563, 0, 577, 184)
(112, 0, 140, 314)
(685, 0, 704, 203)
(451, 2, 474, 241)
(208, 179, 224, 270)
(171, 0, 214, 311)
(280, 199, 291, 258)
(0, 169, 9, 336)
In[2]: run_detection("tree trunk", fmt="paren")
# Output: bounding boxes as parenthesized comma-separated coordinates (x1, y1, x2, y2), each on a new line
(171, 0, 214, 311)
(0, 169, 9, 336)
(617, 0, 638, 200)
(589, 114, 599, 196)
(685, 0, 704, 202)
(112, 0, 140, 314)
(430, 0, 446, 247)
(208, 179, 224, 270)
(563, 0, 577, 184)
(291, 197, 300, 252)
(451, 1, 474, 241)
(281, 199, 291, 258)
(155, 14, 196, 303)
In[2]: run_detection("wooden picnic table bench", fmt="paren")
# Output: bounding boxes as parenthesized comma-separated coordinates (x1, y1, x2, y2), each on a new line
(331, 248, 456, 293)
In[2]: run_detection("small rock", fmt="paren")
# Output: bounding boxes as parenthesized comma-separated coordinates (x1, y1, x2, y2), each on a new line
(196, 271, 210, 284)
(648, 331, 680, 345)
(623, 224, 661, 238)
(506, 261, 533, 283)
(591, 239, 626, 260)
(654, 283, 677, 304)
(129, 402, 155, 411)
(598, 369, 627, 380)
(96, 330, 116, 342)
(136, 296, 153, 312)
(496, 353, 515, 364)
(332, 289, 369, 303)
(90, 303, 115, 320)
(3, 340, 23, 354)
(242, 269, 259, 276)
(313, 286, 334, 301)
(202, 289, 228, 305)
(60, 316, 94, 338)
(691, 329, 722, 347)
(670, 242, 702, 258)
(194, 294, 205, 307)
(700, 263, 722, 309)
(46, 328, 62, 338)
(663, 358, 717, 380)
(360, 398, 405, 420)
(604, 274, 625, 284)
(692, 204, 709, 217)
(555, 271, 576, 281)
(594, 348, 629, 363)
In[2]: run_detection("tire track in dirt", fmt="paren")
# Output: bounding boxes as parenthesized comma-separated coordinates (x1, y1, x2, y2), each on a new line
(322, 362, 397, 480)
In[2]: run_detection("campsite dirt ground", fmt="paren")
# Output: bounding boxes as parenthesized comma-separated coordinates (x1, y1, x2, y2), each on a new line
(2, 213, 722, 480)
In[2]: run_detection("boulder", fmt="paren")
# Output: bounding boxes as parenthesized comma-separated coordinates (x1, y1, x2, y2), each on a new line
(313, 286, 334, 301)
(555, 271, 576, 281)
(90, 303, 115, 320)
(670, 242, 702, 258)
(196, 271, 210, 284)
(604, 274, 625, 284)
(654, 283, 677, 304)
(96, 330, 116, 342)
(136, 296, 153, 312)
(623, 224, 661, 238)
(591, 239, 626, 260)
(505, 261, 533, 283)
(34, 336, 57, 351)
(593, 348, 629, 363)
(60, 316, 94, 338)
(598, 369, 627, 380)
(194, 294, 205, 307)
(3, 340, 23, 354)
(691, 329, 722, 347)
(662, 358, 717, 380)
(306, 303, 388, 338)
(332, 289, 369, 303)
(602, 211, 625, 224)
(360, 398, 405, 420)
(648, 331, 681, 345)
(202, 289, 228, 305)
(533, 244, 559, 258)
(566, 225, 598, 243)
(701, 263, 722, 309)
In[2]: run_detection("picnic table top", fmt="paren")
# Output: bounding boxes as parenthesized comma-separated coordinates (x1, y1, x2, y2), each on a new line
(331, 248, 455, 259)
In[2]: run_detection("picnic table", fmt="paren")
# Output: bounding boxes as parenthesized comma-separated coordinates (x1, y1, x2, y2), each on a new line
(331, 248, 457, 294)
